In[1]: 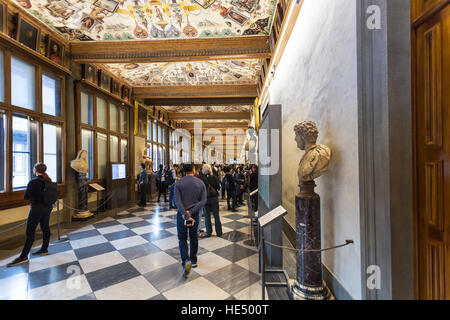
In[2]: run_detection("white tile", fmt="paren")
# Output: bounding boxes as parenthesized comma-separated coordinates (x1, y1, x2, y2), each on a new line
(198, 237, 232, 251)
(149, 216, 173, 224)
(97, 224, 128, 235)
(70, 235, 108, 250)
(129, 251, 177, 274)
(29, 251, 77, 273)
(158, 210, 177, 217)
(95, 217, 116, 223)
(94, 276, 158, 300)
(116, 210, 131, 216)
(235, 254, 260, 273)
(163, 277, 230, 300)
(219, 217, 233, 224)
(233, 281, 268, 300)
(152, 236, 179, 251)
(166, 227, 178, 235)
(110, 236, 147, 250)
(131, 225, 157, 235)
(0, 273, 29, 299)
(69, 225, 95, 233)
(117, 217, 144, 224)
(132, 210, 153, 217)
(194, 252, 232, 276)
(220, 226, 234, 234)
(28, 275, 92, 300)
(79, 251, 126, 274)
(237, 226, 250, 235)
(237, 218, 251, 224)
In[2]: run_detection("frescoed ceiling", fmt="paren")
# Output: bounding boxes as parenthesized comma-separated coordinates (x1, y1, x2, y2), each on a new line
(177, 119, 248, 123)
(160, 105, 251, 112)
(15, 0, 277, 41)
(102, 60, 262, 86)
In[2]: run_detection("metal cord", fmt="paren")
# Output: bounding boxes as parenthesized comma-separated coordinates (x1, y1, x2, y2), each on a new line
(262, 239, 354, 253)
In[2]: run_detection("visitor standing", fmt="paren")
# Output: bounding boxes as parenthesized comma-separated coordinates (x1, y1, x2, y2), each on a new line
(224, 166, 237, 212)
(166, 163, 176, 209)
(200, 164, 223, 237)
(157, 164, 167, 202)
(138, 163, 149, 207)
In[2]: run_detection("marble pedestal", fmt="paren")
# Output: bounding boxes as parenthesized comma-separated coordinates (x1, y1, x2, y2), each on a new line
(73, 172, 93, 220)
(292, 181, 331, 300)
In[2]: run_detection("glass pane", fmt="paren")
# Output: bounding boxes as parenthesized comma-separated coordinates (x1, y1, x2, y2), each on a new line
(120, 139, 127, 162)
(153, 122, 157, 143)
(147, 120, 152, 140)
(11, 56, 35, 110)
(0, 110, 5, 191)
(147, 142, 152, 157)
(162, 127, 166, 144)
(110, 103, 118, 132)
(120, 108, 127, 133)
(43, 123, 62, 183)
(81, 92, 93, 125)
(96, 97, 107, 129)
(81, 129, 94, 180)
(97, 133, 107, 179)
(0, 51, 4, 102)
(110, 135, 118, 163)
(153, 144, 157, 171)
(12, 115, 37, 189)
(42, 73, 61, 117)
(158, 125, 162, 143)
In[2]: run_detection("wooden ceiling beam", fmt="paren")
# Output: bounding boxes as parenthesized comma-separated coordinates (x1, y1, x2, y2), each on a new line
(71, 36, 270, 63)
(133, 85, 257, 99)
(168, 112, 250, 120)
(182, 122, 248, 129)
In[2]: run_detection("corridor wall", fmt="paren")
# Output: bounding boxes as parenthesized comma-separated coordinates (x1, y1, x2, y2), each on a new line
(268, 0, 361, 299)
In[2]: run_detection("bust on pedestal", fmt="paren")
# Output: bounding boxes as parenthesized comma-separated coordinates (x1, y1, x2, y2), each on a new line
(70, 150, 93, 219)
(292, 121, 332, 300)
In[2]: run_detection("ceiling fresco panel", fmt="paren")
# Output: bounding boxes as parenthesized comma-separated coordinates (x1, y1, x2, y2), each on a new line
(14, 0, 277, 41)
(160, 105, 251, 112)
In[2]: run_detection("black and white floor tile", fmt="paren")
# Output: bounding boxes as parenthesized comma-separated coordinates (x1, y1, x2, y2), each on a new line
(0, 200, 268, 300)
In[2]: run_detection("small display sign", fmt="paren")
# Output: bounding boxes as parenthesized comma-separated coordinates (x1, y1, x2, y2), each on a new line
(112, 163, 126, 180)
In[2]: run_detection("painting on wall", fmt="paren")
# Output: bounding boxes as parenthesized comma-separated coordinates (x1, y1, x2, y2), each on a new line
(134, 102, 147, 137)
(111, 78, 120, 96)
(7, 12, 17, 39)
(98, 70, 110, 91)
(17, 16, 39, 51)
(0, 1, 6, 33)
(39, 34, 48, 56)
(12, 0, 277, 41)
(82, 64, 97, 84)
(121, 85, 130, 103)
(47, 38, 63, 65)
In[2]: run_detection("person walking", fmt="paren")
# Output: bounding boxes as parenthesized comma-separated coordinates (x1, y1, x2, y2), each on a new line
(171, 164, 182, 209)
(175, 164, 207, 277)
(166, 162, 176, 209)
(7, 163, 58, 267)
(157, 164, 167, 202)
(137, 163, 148, 207)
(200, 164, 223, 237)
(224, 166, 238, 212)
(249, 164, 258, 211)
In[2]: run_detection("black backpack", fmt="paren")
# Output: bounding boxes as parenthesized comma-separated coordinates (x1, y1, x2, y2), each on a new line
(42, 179, 59, 206)
(165, 169, 175, 185)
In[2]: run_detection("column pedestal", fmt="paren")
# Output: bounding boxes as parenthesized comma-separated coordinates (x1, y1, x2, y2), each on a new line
(292, 181, 331, 300)
(73, 172, 93, 220)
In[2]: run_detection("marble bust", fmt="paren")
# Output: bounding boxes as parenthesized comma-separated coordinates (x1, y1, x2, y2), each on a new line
(141, 144, 153, 173)
(294, 121, 331, 183)
(70, 150, 89, 174)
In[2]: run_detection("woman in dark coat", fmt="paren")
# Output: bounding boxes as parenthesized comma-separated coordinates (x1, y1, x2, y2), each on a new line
(200, 164, 223, 237)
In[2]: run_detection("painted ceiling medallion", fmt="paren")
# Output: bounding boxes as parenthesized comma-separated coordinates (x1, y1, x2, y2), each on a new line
(102, 60, 262, 86)
(14, 0, 277, 41)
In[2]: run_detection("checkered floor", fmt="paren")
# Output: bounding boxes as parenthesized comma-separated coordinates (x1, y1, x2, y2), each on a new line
(0, 200, 267, 300)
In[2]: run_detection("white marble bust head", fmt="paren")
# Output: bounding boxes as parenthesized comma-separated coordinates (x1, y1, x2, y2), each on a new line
(70, 150, 89, 174)
(294, 121, 331, 183)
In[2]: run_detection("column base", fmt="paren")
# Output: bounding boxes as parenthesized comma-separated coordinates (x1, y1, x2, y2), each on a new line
(72, 211, 93, 220)
(292, 280, 333, 300)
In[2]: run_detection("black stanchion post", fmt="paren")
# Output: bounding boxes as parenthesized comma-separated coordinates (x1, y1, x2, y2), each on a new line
(53, 200, 69, 243)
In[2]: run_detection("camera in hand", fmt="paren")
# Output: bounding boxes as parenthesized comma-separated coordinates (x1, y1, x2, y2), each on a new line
(185, 219, 193, 227)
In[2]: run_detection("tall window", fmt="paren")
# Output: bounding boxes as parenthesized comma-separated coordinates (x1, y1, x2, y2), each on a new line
(97, 133, 107, 179)
(96, 97, 107, 129)
(81, 129, 94, 180)
(43, 123, 62, 183)
(11, 56, 36, 110)
(110, 135, 119, 163)
(12, 115, 38, 189)
(110, 103, 118, 132)
(42, 73, 61, 117)
(81, 91, 93, 125)
(120, 139, 127, 162)
(0, 110, 5, 191)
(120, 108, 127, 134)
(0, 50, 4, 103)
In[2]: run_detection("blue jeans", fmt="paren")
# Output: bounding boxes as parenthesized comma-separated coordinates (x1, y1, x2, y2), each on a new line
(196, 207, 206, 233)
(168, 184, 175, 207)
(177, 210, 199, 266)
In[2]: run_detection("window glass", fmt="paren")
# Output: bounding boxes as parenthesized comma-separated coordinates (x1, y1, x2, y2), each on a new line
(162, 127, 166, 144)
(0, 51, 4, 102)
(158, 125, 162, 143)
(11, 56, 35, 110)
(12, 115, 37, 189)
(110, 103, 118, 132)
(121, 139, 127, 162)
(97, 133, 107, 179)
(0, 110, 5, 191)
(43, 123, 62, 183)
(147, 120, 152, 140)
(110, 135, 118, 163)
(147, 142, 152, 157)
(153, 144, 157, 171)
(42, 73, 61, 117)
(81, 91, 93, 125)
(96, 97, 107, 129)
(153, 122, 157, 143)
(120, 108, 127, 133)
(81, 129, 94, 180)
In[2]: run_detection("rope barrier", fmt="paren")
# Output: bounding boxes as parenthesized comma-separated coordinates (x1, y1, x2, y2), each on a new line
(260, 239, 354, 253)
(0, 221, 28, 234)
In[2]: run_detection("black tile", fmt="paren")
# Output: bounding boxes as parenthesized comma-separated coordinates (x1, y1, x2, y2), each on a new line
(74, 242, 116, 260)
(0, 263, 29, 280)
(143, 263, 200, 293)
(74, 293, 97, 300)
(127, 207, 148, 214)
(85, 262, 140, 292)
(164, 246, 208, 262)
(148, 294, 167, 300)
(93, 220, 121, 229)
(115, 214, 136, 220)
(119, 243, 161, 261)
(223, 221, 248, 230)
(29, 261, 83, 290)
(68, 229, 101, 241)
(103, 229, 137, 241)
(224, 213, 247, 221)
(123, 220, 151, 229)
(139, 213, 155, 220)
(220, 231, 249, 243)
(204, 264, 259, 296)
(155, 222, 176, 229)
(29, 241, 73, 259)
(140, 230, 173, 242)
(213, 244, 256, 262)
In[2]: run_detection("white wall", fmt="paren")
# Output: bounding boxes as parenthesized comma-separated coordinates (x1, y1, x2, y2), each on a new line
(268, 0, 361, 299)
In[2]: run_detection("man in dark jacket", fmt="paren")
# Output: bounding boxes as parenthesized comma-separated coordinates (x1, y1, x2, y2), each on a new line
(175, 164, 207, 277)
(224, 166, 237, 212)
(138, 163, 148, 207)
(200, 164, 222, 237)
(249, 164, 258, 212)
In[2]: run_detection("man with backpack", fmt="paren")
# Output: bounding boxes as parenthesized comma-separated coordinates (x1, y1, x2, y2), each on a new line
(7, 163, 59, 267)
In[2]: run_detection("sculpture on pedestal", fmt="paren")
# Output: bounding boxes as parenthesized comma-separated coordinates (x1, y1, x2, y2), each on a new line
(141, 144, 153, 173)
(292, 121, 332, 300)
(245, 126, 258, 165)
(70, 150, 93, 219)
